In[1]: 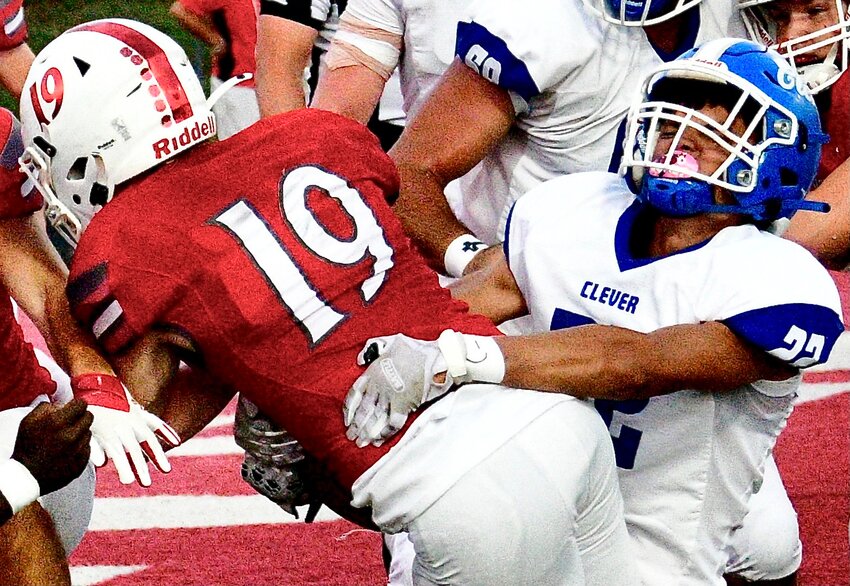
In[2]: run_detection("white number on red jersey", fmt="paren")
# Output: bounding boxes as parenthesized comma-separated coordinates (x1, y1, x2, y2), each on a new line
(213, 165, 395, 346)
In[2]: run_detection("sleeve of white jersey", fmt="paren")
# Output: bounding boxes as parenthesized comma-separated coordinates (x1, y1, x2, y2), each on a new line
(698, 236, 845, 380)
(329, 0, 403, 76)
(454, 0, 601, 105)
(342, 0, 404, 36)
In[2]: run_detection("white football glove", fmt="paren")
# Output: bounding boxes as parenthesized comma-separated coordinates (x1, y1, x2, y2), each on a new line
(72, 374, 181, 487)
(342, 330, 506, 447)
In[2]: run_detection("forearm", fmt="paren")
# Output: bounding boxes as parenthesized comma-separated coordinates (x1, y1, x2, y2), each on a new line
(0, 213, 114, 376)
(152, 365, 236, 442)
(495, 327, 656, 400)
(449, 246, 527, 324)
(0, 44, 34, 100)
(391, 161, 474, 269)
(113, 331, 233, 441)
(493, 322, 791, 400)
(255, 15, 316, 117)
(784, 158, 850, 270)
(311, 64, 386, 124)
(41, 285, 115, 377)
(170, 3, 224, 49)
(389, 60, 515, 271)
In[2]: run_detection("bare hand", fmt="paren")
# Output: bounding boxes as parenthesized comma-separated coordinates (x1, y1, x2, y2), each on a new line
(12, 399, 93, 495)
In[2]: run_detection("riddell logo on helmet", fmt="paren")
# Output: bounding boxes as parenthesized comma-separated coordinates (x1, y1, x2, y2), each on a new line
(693, 59, 728, 70)
(151, 115, 216, 159)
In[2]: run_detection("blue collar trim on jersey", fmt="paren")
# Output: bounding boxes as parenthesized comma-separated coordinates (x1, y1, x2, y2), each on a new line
(614, 200, 714, 271)
(503, 202, 516, 272)
(647, 8, 701, 62)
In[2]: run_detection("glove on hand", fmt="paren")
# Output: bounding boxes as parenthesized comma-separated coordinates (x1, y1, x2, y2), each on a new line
(72, 374, 181, 487)
(342, 333, 455, 448)
(343, 330, 506, 447)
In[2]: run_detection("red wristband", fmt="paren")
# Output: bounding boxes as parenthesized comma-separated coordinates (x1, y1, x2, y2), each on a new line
(71, 373, 130, 412)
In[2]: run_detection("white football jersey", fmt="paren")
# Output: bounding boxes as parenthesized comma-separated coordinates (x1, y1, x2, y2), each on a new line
(448, 0, 746, 246)
(505, 172, 845, 585)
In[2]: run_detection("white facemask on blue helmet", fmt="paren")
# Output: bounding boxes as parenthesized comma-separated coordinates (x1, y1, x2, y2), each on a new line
(621, 38, 829, 222)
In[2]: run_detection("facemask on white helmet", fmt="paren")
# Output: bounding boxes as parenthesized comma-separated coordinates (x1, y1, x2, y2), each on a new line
(18, 18, 248, 247)
(739, 0, 850, 93)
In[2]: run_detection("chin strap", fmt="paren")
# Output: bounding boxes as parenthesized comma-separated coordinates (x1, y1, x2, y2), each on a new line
(642, 175, 831, 222)
(207, 73, 253, 108)
(799, 43, 841, 92)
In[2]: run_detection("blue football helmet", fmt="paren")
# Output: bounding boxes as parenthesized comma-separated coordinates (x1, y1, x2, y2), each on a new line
(584, 0, 703, 26)
(621, 38, 829, 222)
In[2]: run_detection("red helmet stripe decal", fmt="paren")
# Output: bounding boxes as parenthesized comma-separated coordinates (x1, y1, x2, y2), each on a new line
(70, 21, 193, 123)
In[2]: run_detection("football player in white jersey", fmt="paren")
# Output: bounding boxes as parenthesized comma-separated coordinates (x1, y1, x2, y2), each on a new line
(343, 39, 845, 586)
(384, 0, 748, 280)
(376, 0, 804, 580)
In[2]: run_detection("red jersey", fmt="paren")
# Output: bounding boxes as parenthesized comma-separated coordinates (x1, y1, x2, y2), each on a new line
(0, 108, 56, 410)
(179, 0, 258, 85)
(816, 69, 849, 184)
(68, 109, 499, 491)
(0, 0, 27, 52)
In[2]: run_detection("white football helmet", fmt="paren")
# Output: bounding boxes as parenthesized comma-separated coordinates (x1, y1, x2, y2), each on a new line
(739, 0, 850, 93)
(18, 19, 247, 246)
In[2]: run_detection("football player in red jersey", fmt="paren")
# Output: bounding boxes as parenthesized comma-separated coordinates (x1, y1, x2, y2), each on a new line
(740, 0, 850, 269)
(0, 106, 178, 585)
(19, 19, 637, 584)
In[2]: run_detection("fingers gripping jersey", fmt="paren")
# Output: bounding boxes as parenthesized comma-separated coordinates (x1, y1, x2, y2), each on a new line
(505, 171, 844, 584)
(0, 108, 55, 410)
(67, 109, 499, 492)
(0, 0, 27, 52)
